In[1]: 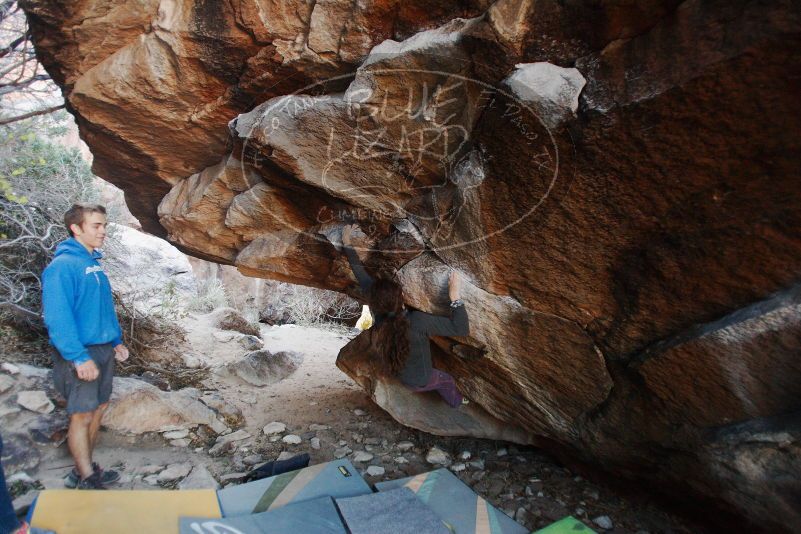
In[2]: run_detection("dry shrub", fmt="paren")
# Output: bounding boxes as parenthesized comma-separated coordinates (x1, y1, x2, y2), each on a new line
(263, 282, 361, 327)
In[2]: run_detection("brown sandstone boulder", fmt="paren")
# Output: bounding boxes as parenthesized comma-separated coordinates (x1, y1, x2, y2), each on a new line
(214, 349, 303, 387)
(209, 307, 260, 337)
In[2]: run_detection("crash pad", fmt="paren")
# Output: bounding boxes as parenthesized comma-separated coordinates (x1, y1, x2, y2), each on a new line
(336, 487, 450, 534)
(375, 468, 528, 534)
(180, 496, 346, 534)
(533, 516, 596, 533)
(217, 459, 371, 517)
(30, 489, 220, 534)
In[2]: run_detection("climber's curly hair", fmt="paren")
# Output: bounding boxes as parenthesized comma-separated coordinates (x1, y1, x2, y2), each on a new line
(367, 278, 410, 377)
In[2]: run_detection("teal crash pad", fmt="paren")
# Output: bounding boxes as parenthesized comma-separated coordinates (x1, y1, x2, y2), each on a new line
(216, 459, 371, 517)
(375, 468, 528, 534)
(180, 496, 346, 534)
(336, 487, 450, 534)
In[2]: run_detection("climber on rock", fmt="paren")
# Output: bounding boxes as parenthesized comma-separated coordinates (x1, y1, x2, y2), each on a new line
(341, 224, 470, 408)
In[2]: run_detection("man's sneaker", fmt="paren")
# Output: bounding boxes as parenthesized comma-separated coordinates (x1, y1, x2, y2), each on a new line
(76, 471, 107, 490)
(65, 462, 120, 488)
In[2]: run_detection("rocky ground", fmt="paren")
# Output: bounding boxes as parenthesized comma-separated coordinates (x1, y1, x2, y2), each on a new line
(0, 316, 702, 533)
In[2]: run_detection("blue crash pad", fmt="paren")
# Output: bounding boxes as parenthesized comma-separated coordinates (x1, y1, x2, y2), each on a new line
(336, 487, 450, 534)
(375, 468, 528, 534)
(180, 496, 346, 534)
(216, 459, 371, 517)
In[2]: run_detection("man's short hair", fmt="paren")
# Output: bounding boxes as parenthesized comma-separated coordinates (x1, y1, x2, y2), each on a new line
(64, 203, 107, 237)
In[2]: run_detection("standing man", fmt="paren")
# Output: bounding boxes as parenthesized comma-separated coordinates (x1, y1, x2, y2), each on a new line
(42, 204, 129, 490)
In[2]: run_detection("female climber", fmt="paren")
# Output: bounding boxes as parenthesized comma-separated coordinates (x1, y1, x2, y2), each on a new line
(341, 224, 469, 408)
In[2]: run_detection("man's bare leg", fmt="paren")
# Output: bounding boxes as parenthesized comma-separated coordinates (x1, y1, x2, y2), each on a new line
(68, 411, 95, 479)
(88, 402, 108, 455)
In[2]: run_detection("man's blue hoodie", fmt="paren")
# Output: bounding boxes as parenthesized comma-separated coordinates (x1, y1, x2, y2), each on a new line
(42, 237, 122, 365)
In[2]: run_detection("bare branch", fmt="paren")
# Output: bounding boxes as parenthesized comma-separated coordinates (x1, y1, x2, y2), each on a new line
(0, 223, 59, 248)
(0, 0, 18, 23)
(0, 58, 27, 78)
(0, 33, 24, 58)
(0, 300, 40, 319)
(0, 73, 49, 94)
(0, 103, 64, 125)
(10, 33, 31, 84)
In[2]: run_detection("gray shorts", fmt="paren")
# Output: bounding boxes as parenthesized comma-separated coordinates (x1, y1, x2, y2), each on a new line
(52, 344, 116, 414)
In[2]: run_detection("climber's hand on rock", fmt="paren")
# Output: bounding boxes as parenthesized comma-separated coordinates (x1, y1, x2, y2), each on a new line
(342, 224, 358, 246)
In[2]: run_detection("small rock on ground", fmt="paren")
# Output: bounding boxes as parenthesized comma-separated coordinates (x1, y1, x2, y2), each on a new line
(426, 447, 451, 466)
(263, 422, 286, 435)
(163, 429, 190, 440)
(16, 391, 54, 414)
(238, 335, 263, 351)
(243, 455, 263, 466)
(593, 516, 614, 530)
(178, 464, 219, 490)
(282, 434, 302, 445)
(138, 465, 164, 475)
(1, 363, 20, 374)
(352, 451, 374, 463)
(334, 447, 352, 459)
(0, 374, 14, 394)
(157, 463, 193, 483)
(365, 466, 385, 476)
(215, 429, 251, 444)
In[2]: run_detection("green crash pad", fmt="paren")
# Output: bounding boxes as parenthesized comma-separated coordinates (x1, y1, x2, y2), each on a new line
(533, 516, 597, 533)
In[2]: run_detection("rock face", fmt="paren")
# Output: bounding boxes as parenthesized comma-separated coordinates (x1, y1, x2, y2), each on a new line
(20, 0, 492, 235)
(22, 0, 801, 531)
(104, 223, 196, 311)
